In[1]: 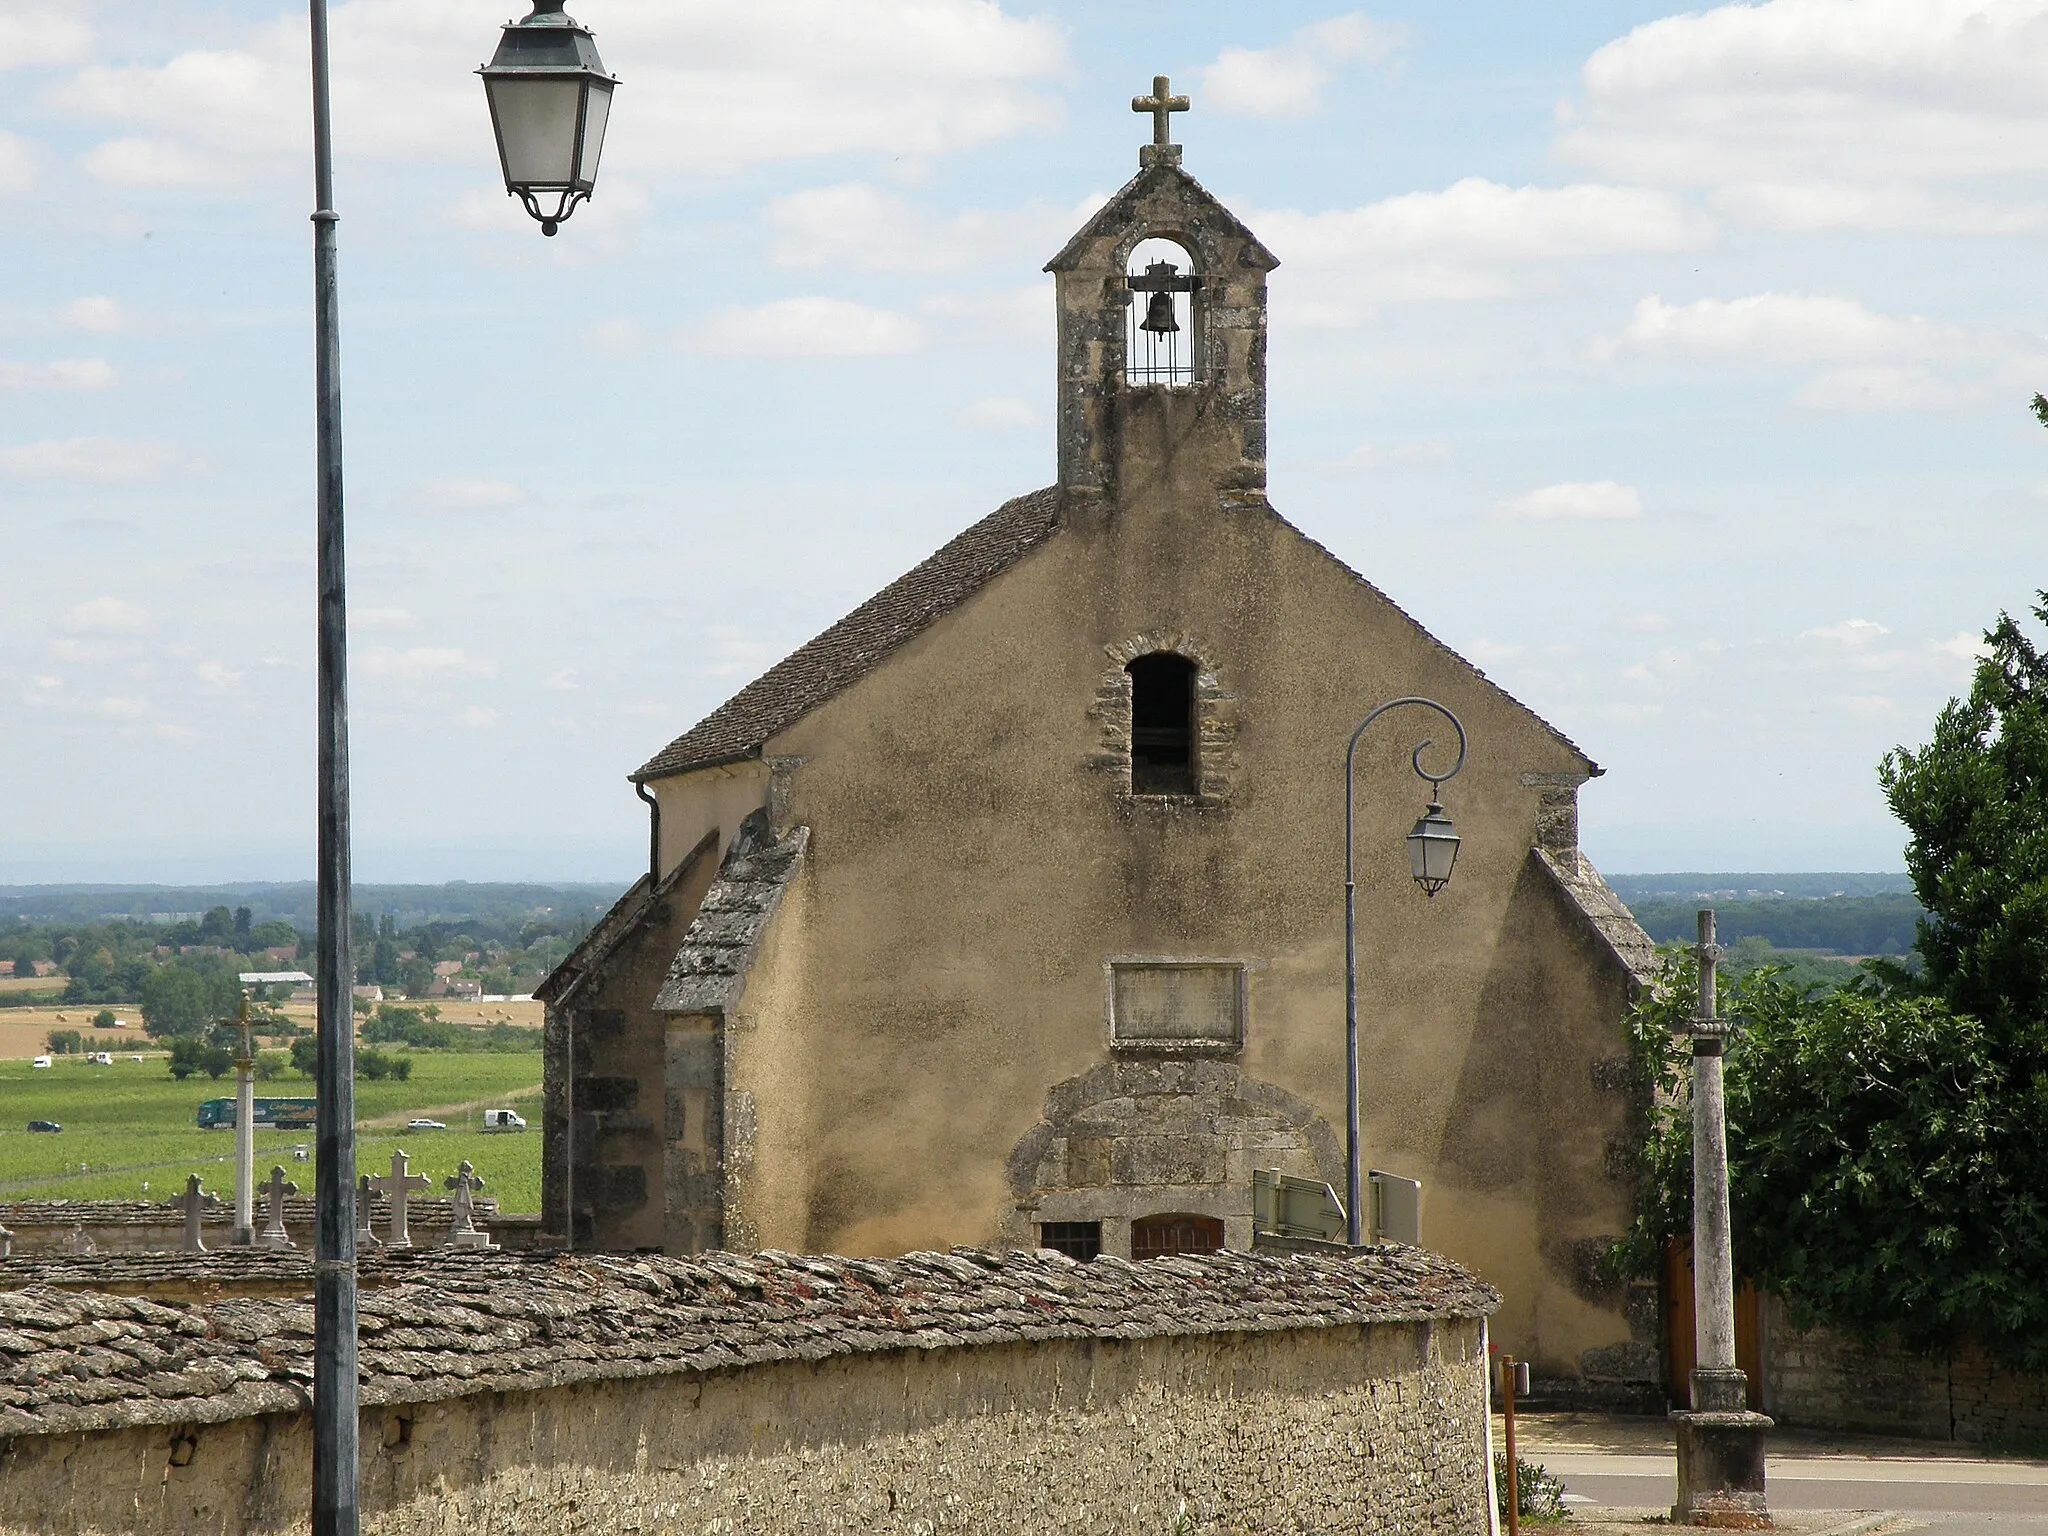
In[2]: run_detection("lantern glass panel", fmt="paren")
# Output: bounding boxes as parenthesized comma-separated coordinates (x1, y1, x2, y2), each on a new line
(1407, 809, 1460, 892)
(577, 80, 612, 185)
(489, 75, 583, 187)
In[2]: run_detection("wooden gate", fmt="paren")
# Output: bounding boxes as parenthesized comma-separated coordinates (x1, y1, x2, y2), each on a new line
(1664, 1237, 1763, 1409)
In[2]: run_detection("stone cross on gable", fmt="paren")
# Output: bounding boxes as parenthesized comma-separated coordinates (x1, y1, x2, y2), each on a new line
(356, 1173, 381, 1249)
(256, 1165, 297, 1250)
(1132, 74, 1190, 152)
(443, 1161, 497, 1251)
(178, 1174, 207, 1252)
(368, 1149, 431, 1249)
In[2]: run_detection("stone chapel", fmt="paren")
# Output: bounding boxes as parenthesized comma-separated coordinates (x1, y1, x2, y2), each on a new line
(537, 87, 1661, 1397)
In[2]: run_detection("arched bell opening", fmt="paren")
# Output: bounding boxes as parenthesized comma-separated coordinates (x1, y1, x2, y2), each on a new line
(1124, 235, 1200, 387)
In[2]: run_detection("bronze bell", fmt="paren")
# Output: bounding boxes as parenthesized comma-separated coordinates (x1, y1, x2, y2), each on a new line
(1141, 287, 1179, 335)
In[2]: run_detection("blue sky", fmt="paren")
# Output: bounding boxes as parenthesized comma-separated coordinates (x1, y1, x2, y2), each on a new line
(4, 0, 2046, 882)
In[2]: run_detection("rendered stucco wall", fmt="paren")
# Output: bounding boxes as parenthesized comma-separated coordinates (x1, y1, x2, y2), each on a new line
(0, 1318, 1491, 1536)
(694, 456, 1640, 1383)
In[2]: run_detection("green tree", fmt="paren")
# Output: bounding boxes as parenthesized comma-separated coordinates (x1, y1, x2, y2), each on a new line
(45, 1029, 82, 1054)
(291, 1035, 318, 1078)
(1617, 957, 2048, 1370)
(1881, 593, 2048, 1030)
(141, 960, 238, 1038)
(233, 906, 253, 946)
(199, 905, 235, 945)
(167, 1037, 203, 1080)
(13, 957, 37, 979)
(92, 1009, 115, 1030)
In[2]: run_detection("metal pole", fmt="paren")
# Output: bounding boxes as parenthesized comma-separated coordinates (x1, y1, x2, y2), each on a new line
(1502, 1356, 1521, 1536)
(1690, 908, 1742, 1409)
(308, 1, 359, 1530)
(1342, 697, 1468, 1247)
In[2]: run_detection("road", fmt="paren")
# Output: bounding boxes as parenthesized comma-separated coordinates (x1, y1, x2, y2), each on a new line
(1534, 1447, 2048, 1533)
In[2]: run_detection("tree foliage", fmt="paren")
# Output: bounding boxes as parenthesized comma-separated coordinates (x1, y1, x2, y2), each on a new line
(1881, 594, 2048, 1032)
(139, 959, 239, 1039)
(1616, 956, 2048, 1371)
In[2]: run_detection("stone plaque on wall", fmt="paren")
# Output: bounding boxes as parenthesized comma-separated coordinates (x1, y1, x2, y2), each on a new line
(1110, 962, 1244, 1050)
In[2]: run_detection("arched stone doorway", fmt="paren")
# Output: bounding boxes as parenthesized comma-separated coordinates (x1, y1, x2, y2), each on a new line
(1005, 1059, 1342, 1259)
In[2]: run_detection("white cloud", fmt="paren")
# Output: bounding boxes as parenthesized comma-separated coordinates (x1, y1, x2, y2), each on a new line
(1794, 366, 1967, 412)
(0, 12, 91, 69)
(1333, 441, 1452, 469)
(82, 137, 220, 187)
(354, 607, 418, 631)
(459, 706, 500, 728)
(58, 296, 127, 334)
(1557, 0, 2048, 231)
(1602, 293, 1971, 365)
(1935, 631, 1990, 661)
(51, 0, 1065, 195)
(416, 478, 528, 513)
(766, 183, 1095, 272)
(196, 661, 243, 690)
(1466, 638, 1526, 666)
(0, 359, 116, 390)
(689, 297, 924, 358)
(1257, 179, 1709, 311)
(93, 697, 148, 720)
(0, 438, 204, 482)
(0, 130, 37, 193)
(1800, 618, 1891, 646)
(953, 396, 1040, 431)
(64, 597, 149, 634)
(1202, 14, 1401, 119)
(1494, 480, 1644, 521)
(1621, 612, 1671, 632)
(918, 284, 1049, 345)
(358, 647, 490, 682)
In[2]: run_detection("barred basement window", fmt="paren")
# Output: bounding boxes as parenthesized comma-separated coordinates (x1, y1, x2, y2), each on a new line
(1131, 1213, 1224, 1261)
(1038, 1221, 1102, 1261)
(1128, 652, 1196, 795)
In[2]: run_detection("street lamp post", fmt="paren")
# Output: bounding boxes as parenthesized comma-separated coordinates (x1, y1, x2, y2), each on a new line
(1342, 697, 1467, 1246)
(306, 2, 358, 1532)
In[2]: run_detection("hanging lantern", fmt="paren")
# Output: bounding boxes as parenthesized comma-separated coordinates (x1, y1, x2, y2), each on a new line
(1406, 801, 1461, 897)
(480, 3, 618, 236)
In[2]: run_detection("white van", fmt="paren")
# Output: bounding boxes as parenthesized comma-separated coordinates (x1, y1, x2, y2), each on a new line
(89, 1052, 113, 1066)
(481, 1109, 527, 1132)
(30, 1056, 51, 1069)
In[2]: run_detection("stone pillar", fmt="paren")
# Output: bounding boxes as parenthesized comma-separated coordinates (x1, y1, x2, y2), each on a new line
(1672, 909, 1772, 1527)
(233, 1019, 256, 1247)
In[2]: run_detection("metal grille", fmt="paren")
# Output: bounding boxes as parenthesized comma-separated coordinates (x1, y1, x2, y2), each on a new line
(1038, 1221, 1102, 1260)
(1131, 1213, 1224, 1261)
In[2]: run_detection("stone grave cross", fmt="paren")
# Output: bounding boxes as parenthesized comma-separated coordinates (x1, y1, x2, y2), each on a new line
(178, 1173, 207, 1252)
(443, 1161, 496, 1251)
(356, 1172, 381, 1249)
(368, 1149, 431, 1249)
(256, 1165, 298, 1250)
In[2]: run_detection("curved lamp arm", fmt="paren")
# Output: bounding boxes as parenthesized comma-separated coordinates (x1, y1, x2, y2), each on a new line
(1341, 696, 1468, 1246)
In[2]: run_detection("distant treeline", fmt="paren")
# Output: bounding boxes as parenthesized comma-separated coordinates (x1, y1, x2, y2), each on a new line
(0, 881, 622, 929)
(1626, 893, 1923, 956)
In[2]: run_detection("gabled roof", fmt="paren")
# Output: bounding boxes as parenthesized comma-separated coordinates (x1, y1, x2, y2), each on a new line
(635, 487, 1061, 783)
(1044, 160, 1280, 273)
(1535, 848, 1660, 995)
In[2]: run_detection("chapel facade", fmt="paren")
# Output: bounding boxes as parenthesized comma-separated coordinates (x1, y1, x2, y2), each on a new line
(537, 91, 1661, 1395)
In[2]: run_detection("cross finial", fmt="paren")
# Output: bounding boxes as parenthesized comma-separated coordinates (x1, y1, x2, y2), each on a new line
(1132, 74, 1189, 164)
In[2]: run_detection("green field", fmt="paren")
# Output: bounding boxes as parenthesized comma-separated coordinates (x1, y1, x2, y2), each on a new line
(0, 1053, 543, 1212)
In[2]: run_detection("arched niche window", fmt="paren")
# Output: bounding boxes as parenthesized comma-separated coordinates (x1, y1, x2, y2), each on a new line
(1128, 652, 1196, 795)
(1132, 1213, 1224, 1261)
(1125, 236, 1200, 387)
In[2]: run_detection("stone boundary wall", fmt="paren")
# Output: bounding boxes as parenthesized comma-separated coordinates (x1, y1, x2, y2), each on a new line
(1765, 1298, 2048, 1444)
(0, 1244, 1498, 1535)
